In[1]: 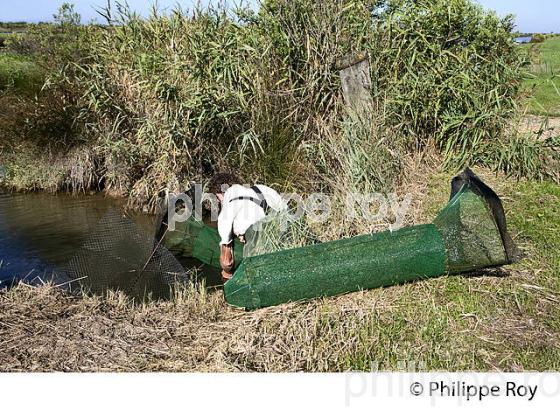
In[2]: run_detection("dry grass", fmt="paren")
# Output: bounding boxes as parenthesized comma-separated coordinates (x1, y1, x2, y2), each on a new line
(0, 281, 391, 371)
(1, 267, 557, 372)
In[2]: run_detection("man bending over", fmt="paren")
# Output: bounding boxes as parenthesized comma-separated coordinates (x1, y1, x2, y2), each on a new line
(208, 173, 287, 282)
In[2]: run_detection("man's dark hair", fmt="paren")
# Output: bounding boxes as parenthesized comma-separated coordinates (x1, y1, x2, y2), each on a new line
(208, 172, 241, 194)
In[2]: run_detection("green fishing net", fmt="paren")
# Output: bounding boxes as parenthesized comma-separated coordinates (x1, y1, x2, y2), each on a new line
(163, 216, 244, 270)
(160, 168, 520, 309)
(434, 168, 520, 273)
(243, 210, 320, 258)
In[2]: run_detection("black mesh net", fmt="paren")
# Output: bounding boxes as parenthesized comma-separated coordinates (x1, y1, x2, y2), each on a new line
(434, 168, 522, 273)
(58, 208, 189, 300)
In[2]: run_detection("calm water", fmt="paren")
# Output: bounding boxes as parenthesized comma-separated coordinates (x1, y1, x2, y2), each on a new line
(0, 190, 222, 289)
(515, 36, 532, 44)
(0, 191, 155, 287)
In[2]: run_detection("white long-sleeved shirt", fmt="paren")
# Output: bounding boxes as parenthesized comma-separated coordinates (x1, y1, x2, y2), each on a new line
(218, 184, 287, 245)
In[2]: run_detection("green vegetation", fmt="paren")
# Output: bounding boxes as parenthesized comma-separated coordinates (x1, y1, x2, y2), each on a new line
(4, 0, 552, 207)
(522, 36, 560, 117)
(530, 33, 546, 43)
(0, 21, 29, 49)
(0, 22, 30, 32)
(0, 53, 42, 94)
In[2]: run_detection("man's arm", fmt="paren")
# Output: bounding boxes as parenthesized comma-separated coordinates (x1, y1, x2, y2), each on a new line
(218, 206, 235, 246)
(218, 194, 237, 281)
(219, 243, 234, 281)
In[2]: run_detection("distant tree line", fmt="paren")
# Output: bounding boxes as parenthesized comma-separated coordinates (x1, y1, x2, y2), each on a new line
(0, 22, 33, 32)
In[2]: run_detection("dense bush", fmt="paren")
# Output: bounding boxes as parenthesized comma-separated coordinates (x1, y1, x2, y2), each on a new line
(67, 1, 376, 202)
(4, 4, 93, 146)
(370, 0, 523, 166)
(6, 0, 542, 205)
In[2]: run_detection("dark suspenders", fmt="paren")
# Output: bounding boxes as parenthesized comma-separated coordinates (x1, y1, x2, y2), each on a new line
(229, 185, 270, 213)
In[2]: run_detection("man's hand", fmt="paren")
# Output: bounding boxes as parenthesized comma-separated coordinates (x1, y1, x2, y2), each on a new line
(221, 270, 233, 282)
(220, 243, 234, 282)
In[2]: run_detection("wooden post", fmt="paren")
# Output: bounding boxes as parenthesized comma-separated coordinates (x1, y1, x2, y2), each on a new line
(338, 52, 372, 116)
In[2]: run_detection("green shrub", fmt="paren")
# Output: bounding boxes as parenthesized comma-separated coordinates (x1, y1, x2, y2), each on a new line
(4, 4, 92, 144)
(531, 33, 546, 43)
(0, 53, 43, 94)
(370, 0, 523, 166)
(5, 0, 537, 204)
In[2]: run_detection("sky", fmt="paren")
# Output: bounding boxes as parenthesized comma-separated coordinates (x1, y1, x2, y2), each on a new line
(1, 0, 558, 33)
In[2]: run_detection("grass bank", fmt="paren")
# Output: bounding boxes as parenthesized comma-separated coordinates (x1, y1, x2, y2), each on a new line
(522, 36, 560, 117)
(1, 166, 558, 372)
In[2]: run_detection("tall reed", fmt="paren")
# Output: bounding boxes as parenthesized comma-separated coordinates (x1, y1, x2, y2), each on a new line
(6, 0, 554, 206)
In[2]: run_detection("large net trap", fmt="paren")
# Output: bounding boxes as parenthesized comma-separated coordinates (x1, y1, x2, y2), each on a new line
(62, 168, 520, 308)
(221, 169, 518, 309)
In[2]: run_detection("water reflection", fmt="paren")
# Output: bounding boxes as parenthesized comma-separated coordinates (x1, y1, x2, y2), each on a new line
(0, 190, 222, 291)
(0, 191, 146, 286)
